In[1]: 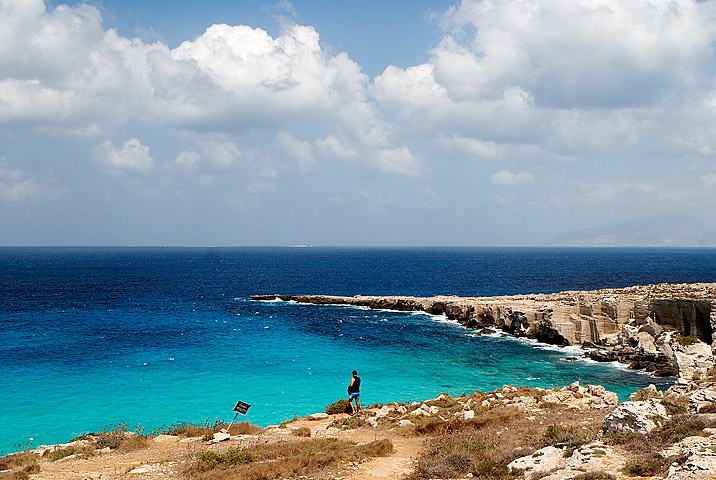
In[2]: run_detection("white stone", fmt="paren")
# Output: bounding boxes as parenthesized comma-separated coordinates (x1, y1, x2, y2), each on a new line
(366, 418, 378, 428)
(398, 420, 414, 427)
(211, 432, 231, 443)
(673, 340, 714, 381)
(508, 446, 566, 479)
(429, 406, 440, 414)
(463, 410, 475, 420)
(309, 412, 329, 419)
(397, 405, 408, 414)
(602, 399, 668, 434)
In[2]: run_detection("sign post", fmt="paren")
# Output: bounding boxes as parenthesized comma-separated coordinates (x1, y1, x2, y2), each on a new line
(222, 400, 251, 434)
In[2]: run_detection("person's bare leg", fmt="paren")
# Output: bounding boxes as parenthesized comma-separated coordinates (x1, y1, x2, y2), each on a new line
(355, 397, 360, 413)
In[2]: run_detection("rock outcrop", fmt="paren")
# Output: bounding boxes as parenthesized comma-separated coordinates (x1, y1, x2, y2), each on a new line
(252, 283, 716, 375)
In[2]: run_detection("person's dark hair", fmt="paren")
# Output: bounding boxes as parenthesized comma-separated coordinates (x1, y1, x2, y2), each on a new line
(352, 370, 357, 375)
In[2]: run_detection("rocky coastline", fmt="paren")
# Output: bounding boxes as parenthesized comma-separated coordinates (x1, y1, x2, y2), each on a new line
(4, 283, 716, 480)
(251, 283, 716, 378)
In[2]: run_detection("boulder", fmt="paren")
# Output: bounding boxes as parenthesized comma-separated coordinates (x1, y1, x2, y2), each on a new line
(673, 340, 714, 381)
(508, 446, 566, 479)
(635, 331, 659, 355)
(602, 399, 668, 434)
(639, 316, 664, 337)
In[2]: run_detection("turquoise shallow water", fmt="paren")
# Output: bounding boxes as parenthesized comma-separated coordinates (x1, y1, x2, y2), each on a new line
(2, 247, 715, 453)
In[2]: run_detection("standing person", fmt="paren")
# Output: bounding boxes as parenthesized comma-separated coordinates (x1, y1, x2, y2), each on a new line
(347, 370, 361, 414)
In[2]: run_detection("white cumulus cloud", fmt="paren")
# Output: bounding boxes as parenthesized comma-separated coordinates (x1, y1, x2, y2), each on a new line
(93, 138, 154, 174)
(490, 170, 536, 187)
(276, 131, 315, 174)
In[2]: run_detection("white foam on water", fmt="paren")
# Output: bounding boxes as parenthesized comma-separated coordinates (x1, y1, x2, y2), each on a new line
(258, 298, 297, 304)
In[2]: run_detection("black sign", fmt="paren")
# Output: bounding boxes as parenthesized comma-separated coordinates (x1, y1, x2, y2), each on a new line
(233, 400, 251, 415)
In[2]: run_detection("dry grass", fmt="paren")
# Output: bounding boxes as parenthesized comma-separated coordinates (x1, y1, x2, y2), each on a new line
(604, 413, 716, 477)
(185, 437, 393, 480)
(292, 426, 311, 437)
(408, 400, 607, 480)
(157, 419, 259, 438)
(0, 452, 40, 480)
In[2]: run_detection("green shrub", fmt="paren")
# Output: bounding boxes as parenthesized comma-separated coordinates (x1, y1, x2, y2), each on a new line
(543, 424, 582, 448)
(676, 335, 699, 347)
(621, 457, 663, 477)
(325, 399, 351, 415)
(50, 448, 75, 461)
(95, 431, 124, 450)
(197, 448, 254, 470)
(572, 472, 616, 480)
(630, 387, 661, 401)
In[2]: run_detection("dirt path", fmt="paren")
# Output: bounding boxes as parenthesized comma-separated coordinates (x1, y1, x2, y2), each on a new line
(346, 433, 423, 480)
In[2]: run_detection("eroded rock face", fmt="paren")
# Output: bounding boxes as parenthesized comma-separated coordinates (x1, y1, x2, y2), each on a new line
(688, 388, 716, 413)
(252, 284, 716, 376)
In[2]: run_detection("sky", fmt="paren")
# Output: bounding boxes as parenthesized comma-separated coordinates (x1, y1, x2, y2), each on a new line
(1, 0, 716, 246)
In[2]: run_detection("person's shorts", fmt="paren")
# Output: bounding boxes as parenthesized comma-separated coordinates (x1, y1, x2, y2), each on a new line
(349, 392, 360, 401)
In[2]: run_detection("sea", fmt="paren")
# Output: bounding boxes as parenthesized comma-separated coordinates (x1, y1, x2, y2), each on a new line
(2, 246, 716, 454)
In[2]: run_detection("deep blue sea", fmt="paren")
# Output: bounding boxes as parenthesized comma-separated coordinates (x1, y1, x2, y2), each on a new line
(2, 247, 716, 454)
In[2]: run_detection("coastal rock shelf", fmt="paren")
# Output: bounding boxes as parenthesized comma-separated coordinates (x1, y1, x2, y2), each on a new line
(252, 283, 716, 377)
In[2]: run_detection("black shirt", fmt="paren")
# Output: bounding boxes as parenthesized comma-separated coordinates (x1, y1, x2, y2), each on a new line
(348, 375, 361, 393)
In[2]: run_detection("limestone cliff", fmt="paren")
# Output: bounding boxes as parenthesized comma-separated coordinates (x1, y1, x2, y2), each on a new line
(252, 283, 716, 375)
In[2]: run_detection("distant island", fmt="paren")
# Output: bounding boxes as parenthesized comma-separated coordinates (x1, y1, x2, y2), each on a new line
(547, 214, 716, 247)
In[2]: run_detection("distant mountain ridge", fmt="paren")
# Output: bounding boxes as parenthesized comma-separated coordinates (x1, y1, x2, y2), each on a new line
(547, 214, 716, 247)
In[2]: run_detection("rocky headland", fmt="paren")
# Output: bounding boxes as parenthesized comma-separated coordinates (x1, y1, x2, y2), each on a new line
(252, 282, 716, 378)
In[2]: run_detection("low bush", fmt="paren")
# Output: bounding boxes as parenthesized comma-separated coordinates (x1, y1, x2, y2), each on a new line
(657, 414, 706, 443)
(325, 398, 351, 415)
(630, 387, 661, 401)
(50, 448, 75, 461)
(572, 471, 616, 480)
(676, 335, 699, 347)
(95, 430, 124, 450)
(292, 427, 311, 437)
(543, 424, 583, 448)
(621, 456, 664, 477)
(196, 448, 254, 471)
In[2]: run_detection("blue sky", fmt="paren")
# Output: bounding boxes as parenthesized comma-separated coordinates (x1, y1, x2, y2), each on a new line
(2, 0, 716, 246)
